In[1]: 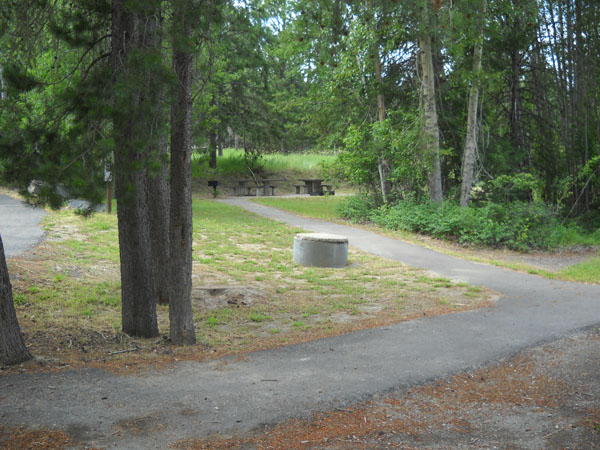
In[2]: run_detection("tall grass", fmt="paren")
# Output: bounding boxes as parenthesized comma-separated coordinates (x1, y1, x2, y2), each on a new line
(192, 148, 336, 177)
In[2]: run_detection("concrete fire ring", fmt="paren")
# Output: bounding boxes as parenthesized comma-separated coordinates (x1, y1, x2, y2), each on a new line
(293, 233, 348, 268)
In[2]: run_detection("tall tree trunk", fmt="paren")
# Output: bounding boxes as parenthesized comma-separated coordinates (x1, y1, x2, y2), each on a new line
(460, 0, 487, 207)
(169, 0, 196, 346)
(147, 135, 170, 305)
(112, 0, 159, 338)
(420, 31, 443, 203)
(374, 45, 391, 203)
(509, 49, 524, 156)
(209, 129, 218, 169)
(0, 235, 32, 366)
(371, 0, 391, 203)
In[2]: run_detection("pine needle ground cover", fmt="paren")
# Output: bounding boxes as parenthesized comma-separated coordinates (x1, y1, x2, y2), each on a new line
(3, 199, 494, 374)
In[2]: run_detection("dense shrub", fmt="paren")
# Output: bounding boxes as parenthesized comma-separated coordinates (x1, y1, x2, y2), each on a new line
(335, 194, 378, 224)
(337, 196, 598, 251)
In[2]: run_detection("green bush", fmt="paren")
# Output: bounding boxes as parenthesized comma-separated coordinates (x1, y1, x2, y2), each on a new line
(337, 196, 599, 251)
(335, 194, 377, 223)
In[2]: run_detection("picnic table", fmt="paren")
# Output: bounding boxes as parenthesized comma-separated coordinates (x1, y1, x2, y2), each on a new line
(257, 179, 285, 196)
(231, 180, 254, 196)
(299, 179, 324, 195)
(231, 179, 285, 196)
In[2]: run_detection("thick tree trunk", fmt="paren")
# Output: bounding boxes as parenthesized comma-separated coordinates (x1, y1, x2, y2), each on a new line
(0, 235, 32, 366)
(420, 32, 443, 203)
(169, 2, 196, 346)
(460, 0, 486, 207)
(111, 0, 159, 338)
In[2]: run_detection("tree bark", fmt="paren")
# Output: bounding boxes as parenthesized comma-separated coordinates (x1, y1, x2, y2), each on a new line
(460, 0, 486, 207)
(509, 49, 524, 155)
(209, 129, 218, 169)
(420, 29, 443, 203)
(0, 235, 32, 366)
(374, 44, 392, 203)
(371, 1, 392, 203)
(146, 136, 170, 306)
(169, 1, 196, 346)
(111, 0, 159, 338)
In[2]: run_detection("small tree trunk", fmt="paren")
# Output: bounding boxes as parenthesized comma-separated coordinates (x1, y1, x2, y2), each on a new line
(460, 0, 486, 207)
(146, 136, 170, 305)
(420, 32, 443, 203)
(0, 235, 32, 366)
(374, 44, 392, 203)
(169, 1, 196, 346)
(209, 129, 217, 169)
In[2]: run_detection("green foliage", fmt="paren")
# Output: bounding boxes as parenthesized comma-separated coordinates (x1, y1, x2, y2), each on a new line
(484, 173, 539, 203)
(322, 113, 427, 202)
(335, 194, 378, 224)
(338, 196, 600, 251)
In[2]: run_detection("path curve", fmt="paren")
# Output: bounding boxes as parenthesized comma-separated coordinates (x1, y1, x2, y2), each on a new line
(0, 197, 599, 449)
(0, 194, 47, 257)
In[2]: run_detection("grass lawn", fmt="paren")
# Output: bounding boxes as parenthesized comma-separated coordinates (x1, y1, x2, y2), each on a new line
(253, 196, 600, 285)
(5, 197, 494, 374)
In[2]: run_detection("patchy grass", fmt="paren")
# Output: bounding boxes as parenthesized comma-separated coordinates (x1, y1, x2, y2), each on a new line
(5, 198, 494, 374)
(558, 256, 600, 284)
(253, 196, 345, 221)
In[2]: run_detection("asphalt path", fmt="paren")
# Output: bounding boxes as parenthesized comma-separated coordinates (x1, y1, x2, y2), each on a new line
(0, 194, 46, 257)
(0, 197, 599, 449)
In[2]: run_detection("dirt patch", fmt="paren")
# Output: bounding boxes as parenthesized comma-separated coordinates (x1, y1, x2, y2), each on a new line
(192, 286, 263, 309)
(502, 247, 598, 272)
(173, 328, 600, 450)
(0, 426, 74, 450)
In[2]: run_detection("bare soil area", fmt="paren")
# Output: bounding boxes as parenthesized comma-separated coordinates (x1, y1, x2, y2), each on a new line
(174, 327, 600, 450)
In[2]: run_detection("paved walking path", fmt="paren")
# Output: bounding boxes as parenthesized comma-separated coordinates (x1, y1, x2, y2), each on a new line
(0, 197, 599, 449)
(0, 194, 46, 257)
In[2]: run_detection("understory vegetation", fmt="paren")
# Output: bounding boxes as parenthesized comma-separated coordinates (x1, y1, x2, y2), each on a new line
(337, 195, 600, 252)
